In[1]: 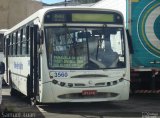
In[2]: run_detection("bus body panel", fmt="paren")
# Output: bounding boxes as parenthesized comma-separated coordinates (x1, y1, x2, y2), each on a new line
(41, 78, 129, 103)
(40, 55, 130, 103)
(8, 57, 30, 95)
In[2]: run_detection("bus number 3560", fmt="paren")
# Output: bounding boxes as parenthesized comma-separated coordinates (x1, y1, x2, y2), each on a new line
(54, 72, 68, 78)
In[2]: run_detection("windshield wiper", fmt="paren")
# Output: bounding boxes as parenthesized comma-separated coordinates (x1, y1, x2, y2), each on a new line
(64, 24, 78, 60)
(72, 36, 77, 60)
(95, 25, 107, 60)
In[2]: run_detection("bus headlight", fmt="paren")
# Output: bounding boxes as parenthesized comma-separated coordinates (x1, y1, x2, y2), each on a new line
(52, 79, 58, 84)
(68, 83, 73, 87)
(60, 82, 65, 86)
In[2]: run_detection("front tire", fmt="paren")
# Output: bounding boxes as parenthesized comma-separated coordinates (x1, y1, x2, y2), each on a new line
(10, 88, 18, 96)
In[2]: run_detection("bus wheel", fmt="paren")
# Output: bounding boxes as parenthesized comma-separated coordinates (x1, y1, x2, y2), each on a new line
(10, 88, 17, 96)
(8, 71, 16, 96)
(30, 97, 36, 106)
(8, 71, 12, 87)
(2, 78, 7, 86)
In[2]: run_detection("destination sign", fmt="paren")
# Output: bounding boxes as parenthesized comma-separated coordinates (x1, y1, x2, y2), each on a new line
(44, 10, 123, 24)
(72, 13, 114, 22)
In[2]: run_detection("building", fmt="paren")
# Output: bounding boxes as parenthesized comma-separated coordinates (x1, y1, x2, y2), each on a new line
(46, 0, 100, 6)
(0, 0, 42, 29)
(71, 0, 100, 4)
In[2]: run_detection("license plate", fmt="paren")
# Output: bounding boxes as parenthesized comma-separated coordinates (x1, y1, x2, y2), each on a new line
(82, 90, 97, 96)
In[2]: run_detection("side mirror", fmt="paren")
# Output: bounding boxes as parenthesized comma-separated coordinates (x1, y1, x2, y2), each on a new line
(0, 62, 5, 74)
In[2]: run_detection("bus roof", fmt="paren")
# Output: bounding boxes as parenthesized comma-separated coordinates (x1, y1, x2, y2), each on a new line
(0, 29, 8, 34)
(4, 6, 123, 35)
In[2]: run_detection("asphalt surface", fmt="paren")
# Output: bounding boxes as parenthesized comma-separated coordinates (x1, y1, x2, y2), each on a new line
(1, 85, 160, 118)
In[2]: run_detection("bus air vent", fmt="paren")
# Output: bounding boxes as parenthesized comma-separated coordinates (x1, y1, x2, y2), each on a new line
(95, 82, 105, 86)
(74, 83, 86, 87)
(58, 92, 119, 99)
(71, 74, 108, 78)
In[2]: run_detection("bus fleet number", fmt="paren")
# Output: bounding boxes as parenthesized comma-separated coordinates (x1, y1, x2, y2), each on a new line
(54, 72, 68, 78)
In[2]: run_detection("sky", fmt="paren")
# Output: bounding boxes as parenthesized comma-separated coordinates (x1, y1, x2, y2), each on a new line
(42, 0, 64, 4)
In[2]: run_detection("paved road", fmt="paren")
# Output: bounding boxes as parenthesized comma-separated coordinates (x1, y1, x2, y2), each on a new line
(1, 86, 160, 118)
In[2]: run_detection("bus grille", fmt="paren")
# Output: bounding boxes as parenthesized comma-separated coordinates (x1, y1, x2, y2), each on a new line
(73, 78, 124, 88)
(58, 92, 118, 99)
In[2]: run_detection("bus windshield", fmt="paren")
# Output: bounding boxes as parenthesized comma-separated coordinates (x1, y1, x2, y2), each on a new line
(45, 26, 125, 69)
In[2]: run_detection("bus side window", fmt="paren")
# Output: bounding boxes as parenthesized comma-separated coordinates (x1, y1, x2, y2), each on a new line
(26, 26, 30, 55)
(13, 32, 16, 56)
(17, 30, 21, 55)
(0, 34, 3, 52)
(8, 35, 10, 56)
(9, 34, 13, 56)
(22, 28, 26, 55)
(11, 34, 13, 55)
(15, 32, 18, 55)
(20, 29, 23, 55)
(3, 37, 5, 56)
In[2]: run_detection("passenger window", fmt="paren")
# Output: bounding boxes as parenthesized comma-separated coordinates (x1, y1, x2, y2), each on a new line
(8, 36, 10, 56)
(26, 26, 30, 55)
(22, 28, 27, 55)
(17, 31, 21, 55)
(15, 32, 18, 55)
(11, 34, 13, 55)
(20, 29, 23, 55)
(13, 33, 16, 56)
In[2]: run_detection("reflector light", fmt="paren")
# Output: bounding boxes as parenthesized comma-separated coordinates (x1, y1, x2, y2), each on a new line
(119, 78, 124, 82)
(50, 76, 54, 79)
(107, 82, 111, 86)
(52, 79, 58, 84)
(60, 82, 65, 86)
(68, 83, 73, 87)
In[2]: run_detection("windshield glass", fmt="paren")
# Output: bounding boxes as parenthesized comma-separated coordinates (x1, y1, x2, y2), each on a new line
(45, 26, 125, 69)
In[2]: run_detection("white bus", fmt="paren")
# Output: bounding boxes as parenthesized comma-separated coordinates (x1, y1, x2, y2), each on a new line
(0, 7, 130, 104)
